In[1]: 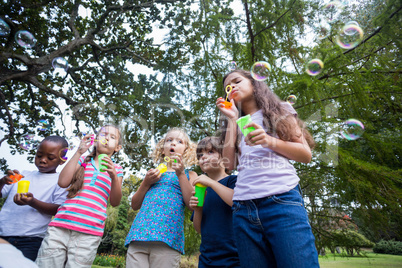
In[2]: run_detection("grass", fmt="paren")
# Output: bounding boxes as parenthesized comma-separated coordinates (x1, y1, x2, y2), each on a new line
(319, 251, 402, 267)
(92, 250, 402, 268)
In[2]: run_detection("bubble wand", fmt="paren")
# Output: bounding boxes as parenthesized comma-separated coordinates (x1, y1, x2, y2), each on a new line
(156, 156, 177, 174)
(223, 85, 233, 108)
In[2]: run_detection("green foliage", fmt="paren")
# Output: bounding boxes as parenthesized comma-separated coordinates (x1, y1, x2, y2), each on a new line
(329, 229, 375, 256)
(184, 208, 201, 256)
(373, 239, 402, 256)
(93, 253, 125, 268)
(98, 175, 142, 256)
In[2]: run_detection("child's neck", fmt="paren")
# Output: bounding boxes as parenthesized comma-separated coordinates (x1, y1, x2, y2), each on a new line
(240, 99, 259, 115)
(206, 168, 228, 181)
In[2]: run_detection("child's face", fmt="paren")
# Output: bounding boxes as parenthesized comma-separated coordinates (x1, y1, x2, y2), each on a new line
(224, 72, 254, 103)
(163, 130, 187, 157)
(198, 145, 223, 173)
(35, 141, 65, 173)
(96, 126, 122, 155)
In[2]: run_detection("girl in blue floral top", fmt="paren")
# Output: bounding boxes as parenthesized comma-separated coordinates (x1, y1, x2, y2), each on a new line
(125, 128, 198, 268)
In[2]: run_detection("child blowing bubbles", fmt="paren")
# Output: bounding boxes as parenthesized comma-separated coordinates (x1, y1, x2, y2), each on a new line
(189, 137, 240, 268)
(0, 136, 68, 261)
(216, 69, 319, 268)
(125, 128, 197, 268)
(36, 125, 124, 268)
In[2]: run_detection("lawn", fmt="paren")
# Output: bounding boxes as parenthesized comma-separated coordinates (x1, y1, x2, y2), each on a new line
(92, 250, 402, 267)
(319, 251, 402, 267)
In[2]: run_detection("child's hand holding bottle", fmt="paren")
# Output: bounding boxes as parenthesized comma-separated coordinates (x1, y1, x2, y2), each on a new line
(216, 97, 238, 120)
(98, 156, 118, 179)
(143, 169, 161, 188)
(13, 192, 34, 206)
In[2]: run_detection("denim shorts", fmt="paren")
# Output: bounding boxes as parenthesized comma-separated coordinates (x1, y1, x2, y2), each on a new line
(232, 185, 319, 268)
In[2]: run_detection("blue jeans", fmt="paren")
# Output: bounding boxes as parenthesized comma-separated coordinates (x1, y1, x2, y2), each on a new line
(0, 235, 43, 261)
(232, 186, 319, 268)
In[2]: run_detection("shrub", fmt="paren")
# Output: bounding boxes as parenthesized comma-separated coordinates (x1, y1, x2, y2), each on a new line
(330, 229, 375, 256)
(373, 239, 402, 255)
(93, 253, 125, 268)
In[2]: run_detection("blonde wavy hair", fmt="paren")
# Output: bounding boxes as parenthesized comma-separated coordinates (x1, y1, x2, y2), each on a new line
(151, 127, 198, 167)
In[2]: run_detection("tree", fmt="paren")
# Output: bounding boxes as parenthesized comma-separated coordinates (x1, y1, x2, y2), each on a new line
(0, 0, 190, 170)
(161, 0, 401, 244)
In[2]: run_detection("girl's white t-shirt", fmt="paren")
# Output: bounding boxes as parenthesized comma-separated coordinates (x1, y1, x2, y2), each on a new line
(234, 104, 300, 201)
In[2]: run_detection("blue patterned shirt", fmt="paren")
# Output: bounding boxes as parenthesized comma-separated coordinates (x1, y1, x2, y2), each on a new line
(125, 170, 190, 254)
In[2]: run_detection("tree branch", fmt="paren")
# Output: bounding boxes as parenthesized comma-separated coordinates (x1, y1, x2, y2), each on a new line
(253, 0, 297, 38)
(24, 76, 81, 106)
(295, 90, 401, 109)
(243, 0, 255, 62)
(0, 88, 14, 146)
(68, 0, 81, 38)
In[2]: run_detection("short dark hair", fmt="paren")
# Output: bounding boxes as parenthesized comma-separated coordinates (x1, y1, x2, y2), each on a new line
(196, 137, 222, 160)
(41, 136, 69, 156)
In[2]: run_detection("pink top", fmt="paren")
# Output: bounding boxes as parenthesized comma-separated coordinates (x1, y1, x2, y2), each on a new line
(49, 157, 123, 236)
(234, 103, 300, 200)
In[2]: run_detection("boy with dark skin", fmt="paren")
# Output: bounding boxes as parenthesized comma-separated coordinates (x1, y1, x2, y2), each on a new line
(0, 136, 68, 261)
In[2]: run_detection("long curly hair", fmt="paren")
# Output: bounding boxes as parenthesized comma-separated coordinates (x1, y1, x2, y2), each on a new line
(67, 125, 123, 198)
(151, 127, 198, 167)
(220, 69, 315, 149)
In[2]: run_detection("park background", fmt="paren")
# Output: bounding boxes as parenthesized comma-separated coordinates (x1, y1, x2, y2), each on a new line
(0, 0, 401, 267)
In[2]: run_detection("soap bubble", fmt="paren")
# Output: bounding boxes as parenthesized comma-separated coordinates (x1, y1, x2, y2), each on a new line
(59, 148, 69, 162)
(250, 61, 271, 81)
(340, 119, 364, 140)
(316, 21, 331, 40)
(52, 57, 69, 71)
(286, 95, 297, 105)
(15, 30, 37, 48)
(229, 61, 237, 71)
(37, 119, 51, 131)
(0, 19, 11, 36)
(336, 24, 364, 49)
(322, 1, 343, 23)
(18, 134, 36, 150)
(306, 59, 324, 76)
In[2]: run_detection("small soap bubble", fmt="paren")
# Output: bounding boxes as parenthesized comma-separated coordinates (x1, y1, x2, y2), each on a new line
(336, 24, 364, 49)
(286, 95, 297, 105)
(322, 1, 343, 23)
(250, 61, 271, 81)
(37, 119, 51, 131)
(52, 57, 69, 71)
(340, 119, 364, 140)
(0, 19, 11, 36)
(306, 59, 324, 76)
(229, 61, 237, 71)
(59, 148, 69, 162)
(316, 21, 331, 40)
(18, 134, 36, 151)
(343, 21, 360, 35)
(15, 30, 37, 48)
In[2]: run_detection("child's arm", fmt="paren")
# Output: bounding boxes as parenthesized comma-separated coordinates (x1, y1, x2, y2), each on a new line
(216, 97, 239, 170)
(189, 191, 202, 234)
(131, 169, 161, 210)
(58, 135, 92, 188)
(245, 118, 312, 163)
(172, 153, 197, 209)
(103, 156, 123, 207)
(193, 175, 234, 206)
(13, 193, 60, 215)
